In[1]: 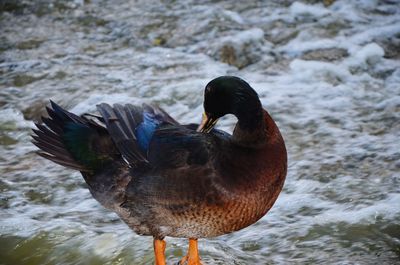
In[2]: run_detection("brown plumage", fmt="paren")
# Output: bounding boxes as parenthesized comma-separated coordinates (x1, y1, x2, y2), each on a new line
(32, 76, 287, 265)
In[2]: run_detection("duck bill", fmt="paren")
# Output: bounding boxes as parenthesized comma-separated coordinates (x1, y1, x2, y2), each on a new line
(197, 113, 219, 133)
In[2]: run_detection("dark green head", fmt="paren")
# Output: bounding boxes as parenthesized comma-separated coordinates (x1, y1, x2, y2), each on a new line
(198, 76, 263, 132)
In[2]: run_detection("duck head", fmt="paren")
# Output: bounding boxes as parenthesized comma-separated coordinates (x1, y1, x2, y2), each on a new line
(198, 76, 263, 133)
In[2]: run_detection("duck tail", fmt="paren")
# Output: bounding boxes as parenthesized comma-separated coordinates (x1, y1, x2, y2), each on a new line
(32, 101, 116, 173)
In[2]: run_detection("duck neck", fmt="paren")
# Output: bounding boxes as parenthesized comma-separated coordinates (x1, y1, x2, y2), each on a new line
(232, 106, 265, 147)
(232, 109, 279, 148)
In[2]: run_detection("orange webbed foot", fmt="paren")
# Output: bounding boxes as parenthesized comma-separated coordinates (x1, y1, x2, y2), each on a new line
(179, 238, 203, 265)
(154, 238, 167, 265)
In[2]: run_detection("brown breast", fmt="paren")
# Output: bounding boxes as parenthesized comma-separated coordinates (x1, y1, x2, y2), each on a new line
(184, 110, 287, 237)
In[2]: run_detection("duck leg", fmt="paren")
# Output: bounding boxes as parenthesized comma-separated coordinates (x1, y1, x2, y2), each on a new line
(154, 238, 167, 265)
(179, 238, 203, 265)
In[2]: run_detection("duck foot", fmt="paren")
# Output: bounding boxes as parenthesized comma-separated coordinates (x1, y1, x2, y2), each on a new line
(154, 238, 166, 265)
(179, 238, 203, 265)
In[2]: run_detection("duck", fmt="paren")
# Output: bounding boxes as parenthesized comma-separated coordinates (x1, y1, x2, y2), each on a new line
(32, 76, 287, 265)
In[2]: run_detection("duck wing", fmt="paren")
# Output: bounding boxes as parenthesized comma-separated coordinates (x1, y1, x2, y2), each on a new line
(147, 124, 212, 169)
(96, 103, 225, 208)
(96, 103, 180, 168)
(96, 103, 223, 171)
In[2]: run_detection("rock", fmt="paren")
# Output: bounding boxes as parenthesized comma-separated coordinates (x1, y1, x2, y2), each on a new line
(13, 74, 46, 87)
(268, 29, 299, 46)
(21, 100, 48, 122)
(77, 15, 108, 27)
(303, 0, 337, 6)
(301, 48, 349, 61)
(263, 58, 292, 75)
(212, 28, 268, 69)
(323, 0, 336, 6)
(219, 45, 237, 67)
(378, 36, 400, 59)
(16, 39, 44, 50)
(153, 37, 167, 46)
(0, 134, 18, 146)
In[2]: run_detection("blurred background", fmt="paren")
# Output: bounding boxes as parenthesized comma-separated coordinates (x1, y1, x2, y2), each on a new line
(1, 0, 399, 264)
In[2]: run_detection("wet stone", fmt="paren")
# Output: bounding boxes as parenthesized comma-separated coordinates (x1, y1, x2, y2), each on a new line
(219, 45, 237, 66)
(16, 39, 44, 50)
(304, 0, 337, 6)
(12, 74, 47, 87)
(152, 37, 167, 46)
(51, 71, 67, 80)
(378, 36, 400, 59)
(263, 19, 299, 45)
(268, 29, 299, 46)
(24, 189, 53, 204)
(77, 15, 109, 27)
(301, 48, 349, 62)
(211, 29, 266, 69)
(21, 100, 48, 122)
(0, 134, 18, 146)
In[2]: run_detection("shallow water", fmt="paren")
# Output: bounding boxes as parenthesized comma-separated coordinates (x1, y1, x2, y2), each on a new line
(1, 0, 400, 264)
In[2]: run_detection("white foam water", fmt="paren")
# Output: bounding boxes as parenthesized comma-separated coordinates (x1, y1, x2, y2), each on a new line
(0, 0, 399, 264)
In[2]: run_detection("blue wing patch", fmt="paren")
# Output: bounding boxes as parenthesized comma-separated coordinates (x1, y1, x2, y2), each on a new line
(135, 112, 161, 153)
